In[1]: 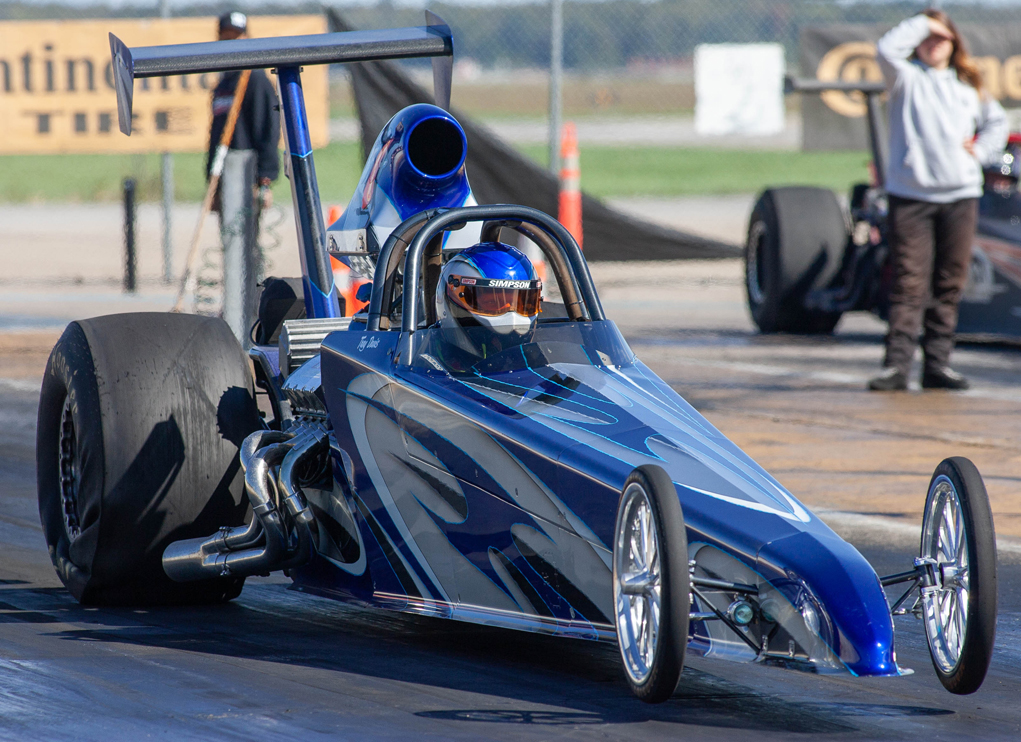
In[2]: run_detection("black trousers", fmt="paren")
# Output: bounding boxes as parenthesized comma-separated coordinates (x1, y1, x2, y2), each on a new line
(884, 195, 978, 373)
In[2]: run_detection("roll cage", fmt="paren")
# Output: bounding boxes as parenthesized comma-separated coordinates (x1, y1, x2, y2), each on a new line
(357, 205, 605, 333)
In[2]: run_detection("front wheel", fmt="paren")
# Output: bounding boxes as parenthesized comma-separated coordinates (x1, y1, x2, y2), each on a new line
(920, 457, 997, 694)
(613, 465, 689, 703)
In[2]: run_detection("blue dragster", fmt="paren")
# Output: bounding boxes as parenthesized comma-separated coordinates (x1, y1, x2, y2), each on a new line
(35, 16, 998, 703)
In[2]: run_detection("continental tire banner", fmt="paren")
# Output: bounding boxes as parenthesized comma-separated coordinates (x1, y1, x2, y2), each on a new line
(0, 15, 328, 154)
(801, 23, 1021, 151)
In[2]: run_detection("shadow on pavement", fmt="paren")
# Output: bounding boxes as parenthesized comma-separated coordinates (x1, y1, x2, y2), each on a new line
(0, 583, 958, 736)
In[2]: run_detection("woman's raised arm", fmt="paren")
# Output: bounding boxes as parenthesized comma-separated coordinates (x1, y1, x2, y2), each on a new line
(876, 15, 932, 82)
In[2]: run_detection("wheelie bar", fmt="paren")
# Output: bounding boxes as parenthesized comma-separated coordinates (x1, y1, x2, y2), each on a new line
(162, 423, 328, 582)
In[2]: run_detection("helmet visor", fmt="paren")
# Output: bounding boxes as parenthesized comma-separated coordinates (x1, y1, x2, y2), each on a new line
(447, 275, 542, 318)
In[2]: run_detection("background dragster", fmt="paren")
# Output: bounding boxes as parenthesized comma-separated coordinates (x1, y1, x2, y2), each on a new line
(747, 77, 1021, 339)
(35, 15, 998, 703)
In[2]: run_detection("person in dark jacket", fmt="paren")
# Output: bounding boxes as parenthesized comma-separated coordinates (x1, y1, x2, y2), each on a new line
(206, 11, 280, 211)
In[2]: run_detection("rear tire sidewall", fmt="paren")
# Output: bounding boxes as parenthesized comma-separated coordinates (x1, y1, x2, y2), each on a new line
(746, 187, 845, 334)
(923, 457, 997, 695)
(37, 323, 104, 599)
(614, 465, 689, 703)
(37, 314, 260, 605)
(746, 202, 782, 331)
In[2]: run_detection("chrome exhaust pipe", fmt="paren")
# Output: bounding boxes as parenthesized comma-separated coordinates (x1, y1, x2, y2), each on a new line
(243, 440, 294, 560)
(275, 427, 328, 570)
(163, 441, 291, 582)
(278, 427, 326, 526)
(211, 430, 294, 554)
(162, 426, 328, 583)
(241, 430, 291, 473)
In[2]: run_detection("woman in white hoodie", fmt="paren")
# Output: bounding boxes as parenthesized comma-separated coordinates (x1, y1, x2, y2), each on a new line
(869, 9, 1007, 391)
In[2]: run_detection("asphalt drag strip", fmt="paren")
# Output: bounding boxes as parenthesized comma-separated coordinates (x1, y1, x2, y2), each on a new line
(1, 349, 1021, 739)
(625, 328, 1021, 541)
(3, 255, 1021, 738)
(0, 564, 1018, 741)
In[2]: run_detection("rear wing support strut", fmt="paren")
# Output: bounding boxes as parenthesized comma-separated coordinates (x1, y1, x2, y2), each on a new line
(786, 77, 887, 189)
(109, 15, 453, 319)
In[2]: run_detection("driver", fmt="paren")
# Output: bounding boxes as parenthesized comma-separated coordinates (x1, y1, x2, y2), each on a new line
(422, 241, 542, 373)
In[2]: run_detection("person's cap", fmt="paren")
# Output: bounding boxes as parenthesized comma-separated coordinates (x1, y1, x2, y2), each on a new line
(218, 12, 248, 34)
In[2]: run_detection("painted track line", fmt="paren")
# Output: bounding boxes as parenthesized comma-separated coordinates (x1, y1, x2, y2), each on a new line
(629, 344, 1021, 404)
(818, 508, 1021, 561)
(0, 378, 41, 394)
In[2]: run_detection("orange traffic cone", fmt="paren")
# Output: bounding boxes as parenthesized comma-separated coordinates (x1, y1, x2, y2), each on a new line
(558, 122, 582, 249)
(327, 204, 345, 278)
(325, 204, 369, 316)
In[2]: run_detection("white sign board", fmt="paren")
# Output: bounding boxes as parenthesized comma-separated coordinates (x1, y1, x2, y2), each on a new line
(695, 43, 785, 136)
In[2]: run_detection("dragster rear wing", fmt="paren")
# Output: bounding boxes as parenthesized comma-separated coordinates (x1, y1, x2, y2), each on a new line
(108, 13, 454, 321)
(109, 15, 453, 135)
(784, 77, 885, 96)
(785, 76, 888, 188)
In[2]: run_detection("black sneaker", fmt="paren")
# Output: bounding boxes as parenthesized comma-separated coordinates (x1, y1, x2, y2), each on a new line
(922, 366, 970, 390)
(868, 367, 908, 391)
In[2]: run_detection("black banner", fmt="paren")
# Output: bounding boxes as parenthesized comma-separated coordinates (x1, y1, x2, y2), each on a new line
(327, 8, 738, 262)
(801, 23, 1021, 151)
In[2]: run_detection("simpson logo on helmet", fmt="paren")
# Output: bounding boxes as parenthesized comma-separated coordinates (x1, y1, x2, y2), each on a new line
(446, 274, 542, 317)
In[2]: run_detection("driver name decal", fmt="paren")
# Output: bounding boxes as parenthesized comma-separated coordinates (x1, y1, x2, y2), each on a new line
(357, 335, 381, 352)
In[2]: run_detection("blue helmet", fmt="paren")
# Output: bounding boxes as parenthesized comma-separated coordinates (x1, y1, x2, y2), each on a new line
(436, 241, 541, 336)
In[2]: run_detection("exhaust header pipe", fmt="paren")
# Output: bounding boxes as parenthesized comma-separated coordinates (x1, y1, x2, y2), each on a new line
(162, 425, 328, 583)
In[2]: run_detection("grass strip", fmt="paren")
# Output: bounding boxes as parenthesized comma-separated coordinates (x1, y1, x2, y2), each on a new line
(518, 144, 871, 198)
(0, 143, 870, 204)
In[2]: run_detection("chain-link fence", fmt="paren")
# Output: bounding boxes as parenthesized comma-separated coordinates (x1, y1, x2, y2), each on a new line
(339, 1, 1021, 70)
(5, 0, 1021, 193)
(319, 1, 1021, 130)
(6, 0, 1021, 124)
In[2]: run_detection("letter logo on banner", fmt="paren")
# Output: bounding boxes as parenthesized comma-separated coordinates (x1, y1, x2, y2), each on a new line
(802, 23, 1021, 151)
(0, 15, 328, 155)
(1002, 55, 1021, 101)
(815, 41, 884, 118)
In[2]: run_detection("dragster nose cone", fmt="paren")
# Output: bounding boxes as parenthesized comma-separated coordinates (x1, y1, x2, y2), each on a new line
(757, 531, 898, 677)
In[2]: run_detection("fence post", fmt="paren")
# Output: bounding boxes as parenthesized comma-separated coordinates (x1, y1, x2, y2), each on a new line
(123, 177, 137, 293)
(160, 0, 173, 285)
(220, 150, 259, 345)
(161, 154, 174, 284)
(548, 0, 564, 175)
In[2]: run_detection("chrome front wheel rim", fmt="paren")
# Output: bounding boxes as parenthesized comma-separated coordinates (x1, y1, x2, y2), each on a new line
(921, 475, 970, 674)
(58, 396, 81, 543)
(614, 482, 662, 685)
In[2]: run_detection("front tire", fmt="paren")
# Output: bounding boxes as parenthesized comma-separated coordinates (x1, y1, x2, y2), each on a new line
(613, 465, 689, 703)
(920, 457, 997, 695)
(746, 187, 846, 334)
(37, 313, 262, 605)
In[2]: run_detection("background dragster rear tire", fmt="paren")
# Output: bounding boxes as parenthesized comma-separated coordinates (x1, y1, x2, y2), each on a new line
(746, 187, 846, 334)
(613, 465, 689, 703)
(37, 313, 262, 605)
